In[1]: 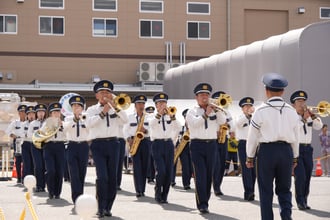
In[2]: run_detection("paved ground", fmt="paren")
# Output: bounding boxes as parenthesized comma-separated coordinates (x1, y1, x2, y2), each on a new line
(0, 167, 329, 220)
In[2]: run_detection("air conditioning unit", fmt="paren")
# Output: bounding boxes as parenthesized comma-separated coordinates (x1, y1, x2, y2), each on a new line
(139, 62, 155, 82)
(155, 63, 170, 82)
(171, 63, 181, 68)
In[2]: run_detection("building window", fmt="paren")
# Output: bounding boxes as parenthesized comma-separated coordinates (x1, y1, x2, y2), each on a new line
(140, 20, 163, 38)
(140, 0, 163, 13)
(187, 2, 210, 15)
(40, 0, 64, 9)
(320, 7, 330, 19)
(187, 21, 210, 40)
(0, 15, 17, 34)
(39, 16, 64, 35)
(93, 0, 117, 11)
(93, 18, 117, 37)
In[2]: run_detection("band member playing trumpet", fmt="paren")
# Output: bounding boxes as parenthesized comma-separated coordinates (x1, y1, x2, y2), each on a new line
(125, 95, 151, 197)
(43, 103, 66, 199)
(63, 95, 90, 203)
(149, 93, 181, 204)
(145, 106, 156, 184)
(86, 80, 128, 218)
(6, 104, 27, 184)
(235, 97, 256, 201)
(290, 90, 323, 210)
(27, 104, 47, 192)
(171, 109, 192, 190)
(186, 83, 226, 214)
(21, 106, 36, 181)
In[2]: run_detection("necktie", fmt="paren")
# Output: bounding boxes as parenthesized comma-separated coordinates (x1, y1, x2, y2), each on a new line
(303, 123, 307, 134)
(161, 116, 166, 131)
(76, 121, 80, 137)
(204, 111, 208, 129)
(106, 113, 110, 127)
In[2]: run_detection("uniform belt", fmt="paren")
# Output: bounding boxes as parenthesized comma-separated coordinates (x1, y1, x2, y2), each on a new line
(191, 139, 216, 143)
(69, 141, 88, 144)
(154, 138, 171, 142)
(300, 143, 311, 146)
(94, 137, 118, 142)
(260, 141, 288, 145)
(130, 136, 150, 140)
(46, 141, 65, 144)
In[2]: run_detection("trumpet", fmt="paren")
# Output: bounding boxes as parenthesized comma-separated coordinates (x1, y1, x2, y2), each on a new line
(307, 101, 330, 117)
(165, 106, 177, 116)
(104, 93, 131, 111)
(208, 93, 232, 111)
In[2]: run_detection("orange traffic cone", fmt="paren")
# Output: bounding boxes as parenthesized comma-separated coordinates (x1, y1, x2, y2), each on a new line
(12, 158, 17, 178)
(315, 158, 323, 177)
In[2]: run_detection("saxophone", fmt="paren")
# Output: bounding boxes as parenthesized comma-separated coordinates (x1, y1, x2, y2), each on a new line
(129, 112, 146, 156)
(173, 130, 190, 164)
(218, 124, 228, 144)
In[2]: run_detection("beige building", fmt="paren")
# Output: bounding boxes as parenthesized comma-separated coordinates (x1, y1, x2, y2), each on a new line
(0, 0, 329, 104)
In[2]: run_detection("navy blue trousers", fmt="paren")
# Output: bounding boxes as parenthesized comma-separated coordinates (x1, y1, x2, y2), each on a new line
(213, 140, 227, 193)
(132, 139, 150, 194)
(172, 143, 192, 187)
(294, 144, 313, 206)
(257, 142, 293, 220)
(22, 141, 34, 180)
(238, 140, 256, 198)
(31, 146, 45, 190)
(190, 139, 217, 210)
(117, 138, 126, 188)
(67, 142, 89, 203)
(43, 142, 65, 197)
(91, 139, 119, 213)
(147, 143, 156, 181)
(151, 139, 174, 202)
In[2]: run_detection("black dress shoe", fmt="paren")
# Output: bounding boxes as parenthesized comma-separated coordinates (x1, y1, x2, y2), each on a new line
(104, 210, 112, 217)
(199, 208, 209, 214)
(161, 199, 168, 204)
(184, 185, 191, 190)
(97, 210, 105, 218)
(305, 205, 311, 209)
(117, 187, 122, 191)
(171, 182, 176, 187)
(48, 193, 54, 199)
(297, 203, 307, 210)
(54, 195, 60, 199)
(136, 192, 142, 198)
(155, 197, 162, 203)
(141, 192, 145, 197)
(215, 191, 224, 196)
(245, 193, 255, 201)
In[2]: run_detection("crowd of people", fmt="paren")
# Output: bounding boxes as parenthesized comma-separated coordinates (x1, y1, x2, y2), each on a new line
(5, 73, 328, 219)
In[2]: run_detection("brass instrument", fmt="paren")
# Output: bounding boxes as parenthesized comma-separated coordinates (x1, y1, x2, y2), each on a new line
(32, 117, 61, 149)
(218, 124, 228, 144)
(174, 130, 190, 165)
(113, 93, 131, 110)
(129, 112, 146, 156)
(165, 106, 177, 116)
(208, 93, 232, 111)
(308, 101, 330, 117)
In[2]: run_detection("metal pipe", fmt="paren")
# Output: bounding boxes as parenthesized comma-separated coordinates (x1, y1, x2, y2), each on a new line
(227, 0, 231, 50)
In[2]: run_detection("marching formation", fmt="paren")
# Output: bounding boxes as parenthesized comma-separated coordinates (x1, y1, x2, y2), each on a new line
(5, 73, 328, 219)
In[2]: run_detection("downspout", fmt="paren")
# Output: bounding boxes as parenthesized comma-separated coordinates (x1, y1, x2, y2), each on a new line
(227, 0, 231, 50)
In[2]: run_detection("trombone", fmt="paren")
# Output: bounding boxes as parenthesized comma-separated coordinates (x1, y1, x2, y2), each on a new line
(307, 101, 330, 117)
(208, 93, 232, 111)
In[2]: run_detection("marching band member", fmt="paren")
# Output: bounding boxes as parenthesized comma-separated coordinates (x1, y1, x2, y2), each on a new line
(21, 106, 36, 180)
(212, 91, 233, 196)
(149, 93, 181, 204)
(43, 103, 66, 199)
(171, 109, 192, 190)
(186, 83, 226, 214)
(27, 104, 47, 192)
(5, 104, 27, 184)
(235, 97, 256, 201)
(146, 106, 156, 184)
(246, 73, 300, 220)
(290, 90, 323, 210)
(63, 95, 90, 203)
(86, 80, 128, 218)
(125, 95, 151, 197)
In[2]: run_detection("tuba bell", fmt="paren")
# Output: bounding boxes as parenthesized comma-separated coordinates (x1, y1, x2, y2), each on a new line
(32, 117, 61, 149)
